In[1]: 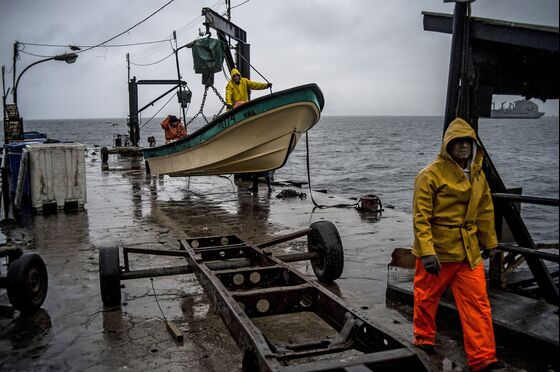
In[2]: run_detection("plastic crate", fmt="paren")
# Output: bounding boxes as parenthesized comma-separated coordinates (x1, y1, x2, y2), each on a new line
(26, 143, 87, 212)
(4, 140, 46, 194)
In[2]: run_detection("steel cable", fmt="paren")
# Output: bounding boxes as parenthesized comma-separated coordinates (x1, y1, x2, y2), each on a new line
(305, 131, 361, 209)
(140, 92, 178, 129)
(77, 0, 175, 54)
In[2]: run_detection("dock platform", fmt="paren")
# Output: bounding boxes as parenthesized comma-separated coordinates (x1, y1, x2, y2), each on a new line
(0, 153, 556, 371)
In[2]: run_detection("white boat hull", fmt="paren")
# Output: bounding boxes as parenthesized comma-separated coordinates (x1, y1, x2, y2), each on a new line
(146, 101, 320, 176)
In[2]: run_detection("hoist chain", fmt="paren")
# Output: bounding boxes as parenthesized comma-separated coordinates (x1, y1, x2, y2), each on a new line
(185, 84, 227, 127)
(185, 86, 210, 127)
(212, 86, 226, 105)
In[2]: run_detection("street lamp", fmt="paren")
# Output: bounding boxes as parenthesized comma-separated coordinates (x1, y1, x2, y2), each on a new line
(13, 52, 78, 105)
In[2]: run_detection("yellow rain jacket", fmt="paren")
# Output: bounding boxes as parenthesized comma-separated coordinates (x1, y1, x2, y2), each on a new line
(412, 118, 498, 268)
(225, 68, 269, 107)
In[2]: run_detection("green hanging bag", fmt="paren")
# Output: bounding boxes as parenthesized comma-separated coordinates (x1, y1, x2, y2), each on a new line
(189, 37, 225, 74)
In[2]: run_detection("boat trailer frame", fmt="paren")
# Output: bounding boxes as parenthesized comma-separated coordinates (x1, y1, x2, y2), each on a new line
(99, 221, 432, 371)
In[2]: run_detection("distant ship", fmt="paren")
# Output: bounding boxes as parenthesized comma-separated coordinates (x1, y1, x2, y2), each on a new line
(491, 99, 545, 119)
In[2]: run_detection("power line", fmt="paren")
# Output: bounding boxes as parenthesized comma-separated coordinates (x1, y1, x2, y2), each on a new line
(132, 1, 223, 58)
(130, 51, 175, 66)
(19, 39, 170, 49)
(77, 0, 175, 54)
(230, 0, 250, 10)
(19, 50, 57, 58)
(129, 1, 224, 61)
(140, 92, 177, 129)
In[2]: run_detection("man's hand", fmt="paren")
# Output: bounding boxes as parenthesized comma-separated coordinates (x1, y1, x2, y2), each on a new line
(481, 248, 495, 260)
(421, 255, 441, 275)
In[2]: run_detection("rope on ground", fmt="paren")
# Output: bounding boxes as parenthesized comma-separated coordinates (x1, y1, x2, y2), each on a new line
(150, 278, 168, 322)
(305, 131, 361, 209)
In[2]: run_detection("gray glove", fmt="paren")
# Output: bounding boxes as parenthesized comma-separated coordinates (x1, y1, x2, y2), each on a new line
(421, 255, 441, 275)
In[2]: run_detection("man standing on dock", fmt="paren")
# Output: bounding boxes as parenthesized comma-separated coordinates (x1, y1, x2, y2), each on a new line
(225, 68, 271, 110)
(412, 118, 504, 371)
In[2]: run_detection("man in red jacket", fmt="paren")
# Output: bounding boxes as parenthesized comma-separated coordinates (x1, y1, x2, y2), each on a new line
(161, 115, 187, 144)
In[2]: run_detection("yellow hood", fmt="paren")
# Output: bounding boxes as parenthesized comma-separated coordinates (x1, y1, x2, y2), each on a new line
(230, 68, 241, 78)
(440, 118, 482, 171)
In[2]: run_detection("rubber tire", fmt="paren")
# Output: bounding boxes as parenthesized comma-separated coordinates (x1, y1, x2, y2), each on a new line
(7, 253, 48, 313)
(99, 246, 121, 307)
(307, 221, 344, 283)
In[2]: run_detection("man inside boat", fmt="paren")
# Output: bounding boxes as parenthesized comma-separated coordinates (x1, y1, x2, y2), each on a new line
(412, 118, 504, 371)
(161, 115, 187, 144)
(225, 68, 272, 110)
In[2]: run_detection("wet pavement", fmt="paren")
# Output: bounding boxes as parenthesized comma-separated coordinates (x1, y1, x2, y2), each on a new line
(0, 152, 552, 371)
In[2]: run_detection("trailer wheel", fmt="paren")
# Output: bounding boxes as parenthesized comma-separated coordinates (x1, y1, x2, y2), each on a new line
(7, 253, 48, 313)
(307, 221, 344, 283)
(99, 246, 121, 306)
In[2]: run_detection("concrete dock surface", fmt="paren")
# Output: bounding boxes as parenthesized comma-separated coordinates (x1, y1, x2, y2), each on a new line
(0, 152, 555, 371)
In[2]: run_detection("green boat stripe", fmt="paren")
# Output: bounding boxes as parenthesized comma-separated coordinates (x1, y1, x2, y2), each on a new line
(143, 87, 321, 159)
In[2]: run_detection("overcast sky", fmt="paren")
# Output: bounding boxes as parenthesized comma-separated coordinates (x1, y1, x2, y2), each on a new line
(1, 0, 558, 120)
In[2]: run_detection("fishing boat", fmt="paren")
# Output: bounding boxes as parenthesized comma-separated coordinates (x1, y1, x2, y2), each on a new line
(143, 84, 324, 176)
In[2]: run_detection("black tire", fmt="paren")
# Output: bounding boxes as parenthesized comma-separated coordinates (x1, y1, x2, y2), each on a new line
(307, 221, 344, 283)
(7, 253, 48, 313)
(99, 246, 121, 306)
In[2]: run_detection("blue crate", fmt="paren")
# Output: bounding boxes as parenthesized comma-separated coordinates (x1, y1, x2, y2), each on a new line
(4, 140, 46, 195)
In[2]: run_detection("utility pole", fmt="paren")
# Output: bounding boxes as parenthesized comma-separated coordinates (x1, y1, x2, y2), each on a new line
(2, 65, 6, 113)
(226, 0, 232, 68)
(173, 31, 187, 123)
(12, 42, 19, 101)
(126, 53, 130, 82)
(2, 65, 7, 139)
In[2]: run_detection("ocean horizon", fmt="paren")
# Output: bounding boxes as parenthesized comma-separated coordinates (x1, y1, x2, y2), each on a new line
(5, 115, 559, 242)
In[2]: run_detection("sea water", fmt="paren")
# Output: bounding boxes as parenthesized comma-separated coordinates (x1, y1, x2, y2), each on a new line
(14, 116, 560, 242)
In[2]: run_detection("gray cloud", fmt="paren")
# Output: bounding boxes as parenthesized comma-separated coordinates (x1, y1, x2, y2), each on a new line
(1, 0, 558, 119)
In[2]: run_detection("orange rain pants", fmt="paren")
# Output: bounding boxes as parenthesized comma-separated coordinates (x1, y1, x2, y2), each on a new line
(413, 258, 497, 371)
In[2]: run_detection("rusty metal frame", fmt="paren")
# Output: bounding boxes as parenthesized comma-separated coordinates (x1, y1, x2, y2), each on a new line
(116, 229, 432, 371)
(177, 234, 431, 371)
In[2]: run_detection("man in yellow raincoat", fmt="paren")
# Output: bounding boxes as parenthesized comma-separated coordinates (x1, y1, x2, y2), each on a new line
(412, 118, 504, 371)
(225, 68, 271, 110)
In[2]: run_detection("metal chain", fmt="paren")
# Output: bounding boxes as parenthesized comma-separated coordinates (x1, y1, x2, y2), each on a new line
(185, 84, 229, 126)
(211, 85, 227, 106)
(185, 86, 210, 127)
(211, 85, 227, 117)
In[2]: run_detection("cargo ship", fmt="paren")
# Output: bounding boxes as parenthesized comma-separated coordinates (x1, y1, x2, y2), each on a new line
(491, 99, 545, 118)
